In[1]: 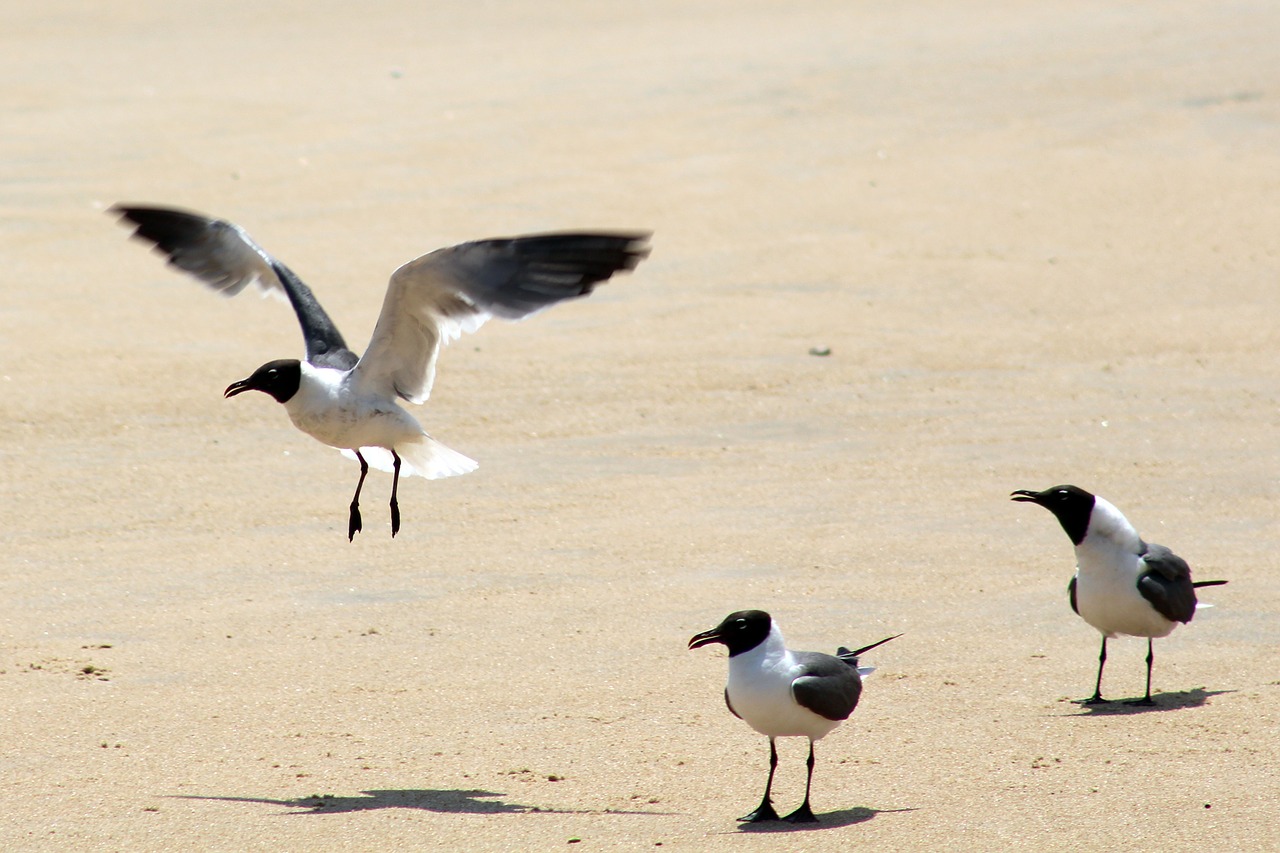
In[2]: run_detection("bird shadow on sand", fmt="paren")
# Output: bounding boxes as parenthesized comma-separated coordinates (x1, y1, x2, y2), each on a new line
(172, 788, 670, 817)
(1062, 687, 1234, 717)
(732, 805, 915, 834)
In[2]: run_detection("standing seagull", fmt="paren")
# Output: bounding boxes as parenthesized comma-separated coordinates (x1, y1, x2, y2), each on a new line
(113, 204, 650, 540)
(688, 610, 898, 823)
(1011, 484, 1227, 705)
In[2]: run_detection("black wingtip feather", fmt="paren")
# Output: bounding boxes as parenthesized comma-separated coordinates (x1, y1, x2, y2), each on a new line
(466, 231, 652, 319)
(110, 204, 212, 255)
(515, 232, 651, 289)
(836, 633, 902, 666)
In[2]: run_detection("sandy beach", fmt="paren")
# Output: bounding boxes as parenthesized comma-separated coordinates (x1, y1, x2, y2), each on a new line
(2, 1, 1278, 849)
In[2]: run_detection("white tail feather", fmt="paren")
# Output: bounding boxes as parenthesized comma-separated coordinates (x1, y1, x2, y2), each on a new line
(856, 665, 877, 678)
(340, 437, 478, 480)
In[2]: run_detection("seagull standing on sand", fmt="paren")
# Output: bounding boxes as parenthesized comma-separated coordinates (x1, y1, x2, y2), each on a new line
(688, 610, 898, 823)
(1011, 484, 1227, 705)
(113, 204, 650, 540)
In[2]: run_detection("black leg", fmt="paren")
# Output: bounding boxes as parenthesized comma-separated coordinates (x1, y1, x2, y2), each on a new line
(389, 451, 402, 538)
(348, 451, 369, 542)
(783, 740, 819, 823)
(739, 738, 780, 823)
(1083, 636, 1108, 704)
(1125, 639, 1156, 706)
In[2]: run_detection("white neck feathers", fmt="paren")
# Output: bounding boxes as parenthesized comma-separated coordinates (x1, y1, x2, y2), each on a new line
(1084, 496, 1143, 553)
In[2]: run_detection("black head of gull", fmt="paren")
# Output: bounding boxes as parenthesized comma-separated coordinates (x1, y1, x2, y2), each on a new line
(688, 609, 773, 656)
(1010, 484, 1094, 545)
(224, 359, 302, 404)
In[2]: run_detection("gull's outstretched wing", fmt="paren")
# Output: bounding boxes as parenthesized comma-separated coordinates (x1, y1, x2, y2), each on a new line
(353, 231, 651, 404)
(111, 204, 356, 369)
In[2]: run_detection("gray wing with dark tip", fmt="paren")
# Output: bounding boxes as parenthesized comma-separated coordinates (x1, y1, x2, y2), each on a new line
(352, 231, 651, 404)
(1136, 543, 1197, 623)
(111, 205, 356, 369)
(112, 205, 282, 297)
(790, 652, 862, 722)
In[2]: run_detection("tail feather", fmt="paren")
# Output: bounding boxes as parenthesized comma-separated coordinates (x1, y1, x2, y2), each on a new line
(339, 437, 478, 480)
(837, 633, 902, 677)
(1193, 579, 1227, 612)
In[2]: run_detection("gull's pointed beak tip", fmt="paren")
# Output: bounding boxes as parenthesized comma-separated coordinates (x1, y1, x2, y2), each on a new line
(688, 629, 721, 651)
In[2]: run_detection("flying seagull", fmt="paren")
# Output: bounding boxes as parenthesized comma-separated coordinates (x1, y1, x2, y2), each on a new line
(1011, 484, 1227, 705)
(112, 204, 650, 540)
(688, 610, 899, 823)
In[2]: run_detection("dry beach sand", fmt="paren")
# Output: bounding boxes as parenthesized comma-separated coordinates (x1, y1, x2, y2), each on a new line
(2, 0, 1279, 849)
